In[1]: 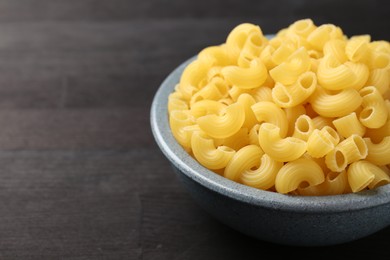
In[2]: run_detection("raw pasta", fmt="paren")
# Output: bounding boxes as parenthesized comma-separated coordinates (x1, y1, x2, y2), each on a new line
(168, 19, 390, 195)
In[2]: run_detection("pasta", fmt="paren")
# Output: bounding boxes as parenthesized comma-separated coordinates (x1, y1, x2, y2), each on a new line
(167, 19, 390, 196)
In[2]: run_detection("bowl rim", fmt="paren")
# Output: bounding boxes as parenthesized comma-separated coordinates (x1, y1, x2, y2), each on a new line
(150, 40, 390, 214)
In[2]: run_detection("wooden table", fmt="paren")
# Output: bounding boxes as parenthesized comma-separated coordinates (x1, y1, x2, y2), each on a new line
(0, 1, 388, 259)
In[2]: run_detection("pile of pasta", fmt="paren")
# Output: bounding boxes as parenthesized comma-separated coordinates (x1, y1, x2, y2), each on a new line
(168, 19, 390, 195)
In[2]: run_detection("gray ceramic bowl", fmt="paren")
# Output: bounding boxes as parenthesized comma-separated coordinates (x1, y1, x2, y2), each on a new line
(150, 54, 390, 247)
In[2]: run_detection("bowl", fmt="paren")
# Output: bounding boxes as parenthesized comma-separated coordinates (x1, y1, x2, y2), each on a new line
(150, 55, 390, 247)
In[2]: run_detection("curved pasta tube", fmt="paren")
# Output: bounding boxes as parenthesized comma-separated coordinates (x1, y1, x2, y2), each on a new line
(317, 54, 369, 91)
(366, 163, 390, 190)
(197, 102, 245, 139)
(288, 19, 316, 38)
(275, 158, 325, 194)
(272, 71, 317, 108)
(307, 24, 343, 51)
(224, 145, 264, 182)
(364, 136, 390, 166)
(251, 86, 273, 102)
(338, 134, 368, 162)
(298, 170, 348, 196)
(225, 23, 263, 61)
(323, 39, 347, 63)
(369, 40, 390, 54)
(190, 78, 227, 106)
(367, 68, 390, 95)
(191, 131, 235, 170)
(345, 35, 370, 63)
(237, 31, 268, 67)
(217, 127, 250, 151)
(258, 123, 307, 162)
(309, 86, 362, 117)
(333, 112, 366, 138)
(321, 126, 340, 146)
(221, 58, 268, 89)
(169, 110, 194, 150)
(228, 86, 251, 101)
(325, 148, 348, 172)
(284, 104, 306, 136)
(237, 93, 258, 129)
(359, 86, 388, 129)
(269, 47, 311, 85)
(312, 115, 334, 129)
(292, 114, 315, 141)
(347, 160, 376, 192)
(241, 154, 284, 190)
(248, 124, 261, 146)
(307, 129, 335, 158)
(168, 91, 189, 113)
(179, 59, 212, 99)
(325, 134, 368, 172)
(251, 101, 289, 137)
(271, 43, 296, 65)
(368, 51, 390, 70)
(364, 120, 390, 143)
(198, 45, 234, 66)
(190, 100, 226, 118)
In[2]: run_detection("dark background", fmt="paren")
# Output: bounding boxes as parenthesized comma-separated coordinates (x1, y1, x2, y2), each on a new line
(0, 0, 388, 259)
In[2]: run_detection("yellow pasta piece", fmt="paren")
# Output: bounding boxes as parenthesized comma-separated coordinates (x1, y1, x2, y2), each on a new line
(225, 23, 263, 61)
(198, 45, 234, 67)
(251, 101, 288, 137)
(251, 86, 273, 102)
(179, 59, 212, 99)
(258, 123, 307, 162)
(368, 51, 390, 70)
(347, 161, 376, 192)
(237, 93, 258, 129)
(317, 54, 369, 91)
(323, 39, 347, 63)
(307, 129, 335, 158)
(333, 112, 366, 138)
(216, 127, 250, 151)
(241, 154, 283, 190)
(224, 145, 264, 182)
(287, 19, 316, 38)
(359, 86, 388, 129)
(292, 114, 315, 141)
(272, 71, 317, 108)
(307, 24, 343, 51)
(364, 136, 390, 166)
(269, 47, 311, 85)
(309, 86, 362, 117)
(345, 35, 370, 63)
(190, 78, 227, 105)
(366, 68, 390, 95)
(197, 102, 245, 139)
(191, 131, 236, 170)
(275, 158, 325, 194)
(237, 31, 268, 67)
(169, 110, 194, 150)
(222, 58, 268, 89)
(284, 104, 306, 136)
(364, 120, 390, 143)
(190, 100, 226, 118)
(298, 170, 348, 196)
(248, 124, 261, 146)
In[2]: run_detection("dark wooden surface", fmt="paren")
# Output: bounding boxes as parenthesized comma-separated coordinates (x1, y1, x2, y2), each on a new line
(0, 1, 388, 259)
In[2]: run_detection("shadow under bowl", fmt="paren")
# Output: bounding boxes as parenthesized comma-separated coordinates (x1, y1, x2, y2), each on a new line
(150, 54, 390, 247)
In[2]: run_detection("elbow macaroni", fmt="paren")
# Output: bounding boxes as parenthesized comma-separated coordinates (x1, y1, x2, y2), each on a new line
(168, 19, 390, 195)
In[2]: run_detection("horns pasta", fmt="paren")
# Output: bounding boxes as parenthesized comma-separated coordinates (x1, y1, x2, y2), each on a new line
(167, 19, 390, 196)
